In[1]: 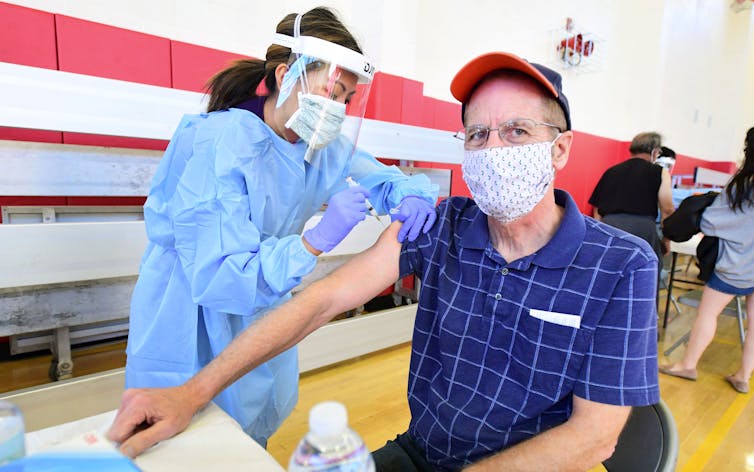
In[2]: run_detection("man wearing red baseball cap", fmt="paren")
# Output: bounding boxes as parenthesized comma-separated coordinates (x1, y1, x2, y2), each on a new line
(108, 52, 660, 471)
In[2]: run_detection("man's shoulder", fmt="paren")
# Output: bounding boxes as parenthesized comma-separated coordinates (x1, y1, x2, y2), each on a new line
(417, 196, 482, 247)
(438, 196, 476, 212)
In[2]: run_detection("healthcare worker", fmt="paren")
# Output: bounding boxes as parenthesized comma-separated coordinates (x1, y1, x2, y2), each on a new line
(124, 7, 438, 447)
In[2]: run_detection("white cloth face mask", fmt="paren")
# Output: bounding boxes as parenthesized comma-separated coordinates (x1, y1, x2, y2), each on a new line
(285, 92, 346, 150)
(462, 139, 557, 223)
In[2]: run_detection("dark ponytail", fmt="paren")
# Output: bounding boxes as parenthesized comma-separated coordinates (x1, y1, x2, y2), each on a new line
(206, 59, 267, 112)
(205, 7, 362, 113)
(725, 126, 754, 212)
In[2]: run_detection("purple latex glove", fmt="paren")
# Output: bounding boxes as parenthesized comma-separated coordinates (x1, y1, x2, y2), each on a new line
(389, 196, 437, 242)
(303, 185, 370, 252)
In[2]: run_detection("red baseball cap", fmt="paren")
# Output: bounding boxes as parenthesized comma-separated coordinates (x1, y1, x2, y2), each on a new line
(450, 52, 571, 130)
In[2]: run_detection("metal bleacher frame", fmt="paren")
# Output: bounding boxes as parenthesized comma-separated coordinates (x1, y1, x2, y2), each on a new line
(0, 60, 461, 380)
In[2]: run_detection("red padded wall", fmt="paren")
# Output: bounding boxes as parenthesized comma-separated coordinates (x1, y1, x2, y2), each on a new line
(557, 131, 625, 215)
(0, 3, 62, 143)
(709, 161, 738, 174)
(0, 2, 57, 69)
(63, 133, 169, 151)
(400, 78, 425, 127)
(365, 72, 403, 124)
(418, 97, 467, 198)
(365, 72, 406, 166)
(55, 15, 171, 86)
(55, 15, 173, 147)
(67, 197, 147, 206)
(0, 127, 62, 143)
(171, 41, 251, 93)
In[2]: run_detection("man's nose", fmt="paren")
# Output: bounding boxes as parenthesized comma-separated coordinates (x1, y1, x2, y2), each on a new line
(487, 129, 506, 148)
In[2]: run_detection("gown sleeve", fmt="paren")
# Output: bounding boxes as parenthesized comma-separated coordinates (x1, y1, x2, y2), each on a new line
(346, 147, 439, 214)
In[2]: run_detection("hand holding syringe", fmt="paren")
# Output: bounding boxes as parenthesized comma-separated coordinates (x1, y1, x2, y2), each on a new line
(346, 177, 386, 228)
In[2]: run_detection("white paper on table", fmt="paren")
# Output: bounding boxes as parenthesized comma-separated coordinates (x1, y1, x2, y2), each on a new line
(24, 403, 285, 472)
(25, 411, 117, 454)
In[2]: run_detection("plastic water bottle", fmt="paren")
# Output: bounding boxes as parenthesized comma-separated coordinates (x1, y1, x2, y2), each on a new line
(0, 400, 25, 466)
(288, 401, 375, 472)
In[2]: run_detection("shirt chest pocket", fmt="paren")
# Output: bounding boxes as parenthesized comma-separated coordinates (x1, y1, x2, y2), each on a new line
(510, 310, 590, 393)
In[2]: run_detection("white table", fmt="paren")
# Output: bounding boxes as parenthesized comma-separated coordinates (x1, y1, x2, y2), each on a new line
(24, 402, 285, 471)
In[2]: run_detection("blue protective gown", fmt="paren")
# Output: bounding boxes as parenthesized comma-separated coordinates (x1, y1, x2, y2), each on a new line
(125, 107, 437, 445)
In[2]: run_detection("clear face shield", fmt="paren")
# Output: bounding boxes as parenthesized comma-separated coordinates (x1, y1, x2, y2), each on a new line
(272, 23, 375, 164)
(656, 156, 675, 173)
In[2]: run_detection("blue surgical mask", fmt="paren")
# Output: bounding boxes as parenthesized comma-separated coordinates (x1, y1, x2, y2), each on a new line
(284, 92, 346, 150)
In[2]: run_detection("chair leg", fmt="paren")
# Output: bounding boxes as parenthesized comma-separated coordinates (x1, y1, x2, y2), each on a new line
(664, 330, 691, 357)
(670, 295, 681, 316)
(736, 296, 746, 347)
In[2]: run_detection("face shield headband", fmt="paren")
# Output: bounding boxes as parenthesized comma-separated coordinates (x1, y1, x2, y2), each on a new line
(271, 15, 376, 162)
(273, 14, 376, 107)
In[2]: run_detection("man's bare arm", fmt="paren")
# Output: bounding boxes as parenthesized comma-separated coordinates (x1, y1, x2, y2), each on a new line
(185, 223, 403, 402)
(658, 168, 674, 222)
(464, 396, 631, 471)
(107, 223, 403, 457)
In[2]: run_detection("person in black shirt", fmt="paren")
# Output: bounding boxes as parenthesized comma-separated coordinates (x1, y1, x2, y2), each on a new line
(589, 132, 674, 266)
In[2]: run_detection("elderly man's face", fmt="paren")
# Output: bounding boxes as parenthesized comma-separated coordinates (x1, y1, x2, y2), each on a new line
(459, 74, 573, 223)
(464, 75, 559, 149)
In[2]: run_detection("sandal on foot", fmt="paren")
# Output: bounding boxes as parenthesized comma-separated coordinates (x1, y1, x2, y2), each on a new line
(724, 375, 750, 394)
(658, 364, 698, 381)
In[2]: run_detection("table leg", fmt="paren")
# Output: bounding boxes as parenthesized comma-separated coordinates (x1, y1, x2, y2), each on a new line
(663, 252, 678, 329)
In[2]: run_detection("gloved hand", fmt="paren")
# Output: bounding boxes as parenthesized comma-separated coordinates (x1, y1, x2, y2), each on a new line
(389, 196, 437, 243)
(303, 185, 370, 252)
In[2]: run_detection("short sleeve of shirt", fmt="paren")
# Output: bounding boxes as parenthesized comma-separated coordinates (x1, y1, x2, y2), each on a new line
(573, 251, 660, 405)
(399, 200, 452, 280)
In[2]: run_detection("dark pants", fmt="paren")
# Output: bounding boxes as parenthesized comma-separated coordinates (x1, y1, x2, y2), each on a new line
(373, 432, 437, 472)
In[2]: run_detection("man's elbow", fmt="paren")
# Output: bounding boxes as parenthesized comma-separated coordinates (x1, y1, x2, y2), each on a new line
(593, 434, 621, 464)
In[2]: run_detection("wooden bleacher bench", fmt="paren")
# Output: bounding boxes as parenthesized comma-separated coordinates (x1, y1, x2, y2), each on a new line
(0, 60, 459, 380)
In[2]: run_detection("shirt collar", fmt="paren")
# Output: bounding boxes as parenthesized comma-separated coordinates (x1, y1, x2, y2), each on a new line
(458, 190, 585, 268)
(533, 189, 585, 268)
(459, 204, 489, 250)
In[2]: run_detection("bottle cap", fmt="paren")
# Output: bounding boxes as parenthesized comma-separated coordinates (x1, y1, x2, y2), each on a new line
(309, 401, 347, 437)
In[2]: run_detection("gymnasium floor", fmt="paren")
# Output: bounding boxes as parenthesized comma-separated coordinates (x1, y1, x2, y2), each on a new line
(1, 258, 752, 471)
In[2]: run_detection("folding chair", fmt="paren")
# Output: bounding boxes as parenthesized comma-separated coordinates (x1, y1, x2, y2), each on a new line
(602, 399, 679, 472)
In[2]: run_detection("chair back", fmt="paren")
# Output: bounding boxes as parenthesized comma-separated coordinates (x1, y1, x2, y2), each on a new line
(602, 400, 679, 472)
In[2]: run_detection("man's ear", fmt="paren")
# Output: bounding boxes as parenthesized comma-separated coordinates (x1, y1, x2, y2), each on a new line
(552, 131, 573, 171)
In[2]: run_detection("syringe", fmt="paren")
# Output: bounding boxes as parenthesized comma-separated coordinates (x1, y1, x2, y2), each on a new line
(346, 176, 386, 227)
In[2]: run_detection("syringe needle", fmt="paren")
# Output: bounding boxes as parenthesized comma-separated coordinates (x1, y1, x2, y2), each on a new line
(346, 177, 385, 227)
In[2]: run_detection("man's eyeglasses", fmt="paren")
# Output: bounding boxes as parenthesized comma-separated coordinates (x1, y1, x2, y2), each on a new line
(454, 118, 562, 149)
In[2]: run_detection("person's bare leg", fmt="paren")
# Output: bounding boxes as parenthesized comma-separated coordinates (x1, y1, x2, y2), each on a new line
(660, 286, 734, 379)
(678, 287, 734, 368)
(727, 294, 754, 391)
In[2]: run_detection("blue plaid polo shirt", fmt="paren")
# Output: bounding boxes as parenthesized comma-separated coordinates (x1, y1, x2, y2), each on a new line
(399, 190, 660, 470)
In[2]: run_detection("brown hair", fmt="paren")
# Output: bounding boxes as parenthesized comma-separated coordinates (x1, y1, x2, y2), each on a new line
(629, 132, 662, 155)
(205, 7, 362, 112)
